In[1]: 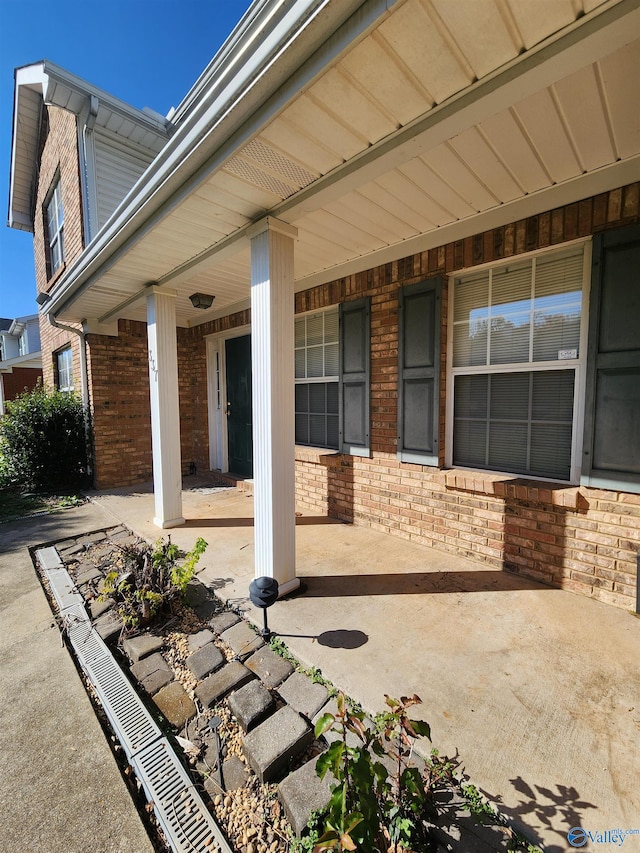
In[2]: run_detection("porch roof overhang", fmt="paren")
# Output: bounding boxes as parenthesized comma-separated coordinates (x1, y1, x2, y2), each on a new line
(39, 0, 640, 329)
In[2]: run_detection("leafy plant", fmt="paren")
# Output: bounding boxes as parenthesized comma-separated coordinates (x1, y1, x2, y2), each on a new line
(100, 536, 207, 630)
(314, 693, 432, 853)
(0, 383, 90, 491)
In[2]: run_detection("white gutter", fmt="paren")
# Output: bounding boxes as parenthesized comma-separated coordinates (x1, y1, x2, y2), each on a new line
(45, 0, 389, 320)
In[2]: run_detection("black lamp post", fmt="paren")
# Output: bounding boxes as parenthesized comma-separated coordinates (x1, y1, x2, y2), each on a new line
(249, 576, 280, 639)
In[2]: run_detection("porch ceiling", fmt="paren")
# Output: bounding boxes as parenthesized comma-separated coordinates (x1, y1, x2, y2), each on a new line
(62, 0, 640, 329)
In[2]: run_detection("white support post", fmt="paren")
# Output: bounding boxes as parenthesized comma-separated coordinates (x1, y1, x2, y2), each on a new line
(249, 216, 299, 595)
(146, 287, 185, 529)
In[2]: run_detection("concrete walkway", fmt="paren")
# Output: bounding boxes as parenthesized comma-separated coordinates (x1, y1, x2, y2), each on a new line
(0, 503, 154, 853)
(2, 483, 639, 852)
(90, 479, 640, 853)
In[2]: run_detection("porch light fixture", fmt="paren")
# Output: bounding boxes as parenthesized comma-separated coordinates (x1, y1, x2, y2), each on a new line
(36, 291, 51, 306)
(189, 292, 215, 309)
(249, 576, 280, 639)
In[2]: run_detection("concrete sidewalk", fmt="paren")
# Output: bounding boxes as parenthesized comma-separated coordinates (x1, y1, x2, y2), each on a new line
(91, 479, 640, 853)
(0, 504, 154, 853)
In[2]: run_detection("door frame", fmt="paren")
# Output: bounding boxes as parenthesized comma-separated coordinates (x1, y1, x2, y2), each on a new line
(206, 325, 251, 474)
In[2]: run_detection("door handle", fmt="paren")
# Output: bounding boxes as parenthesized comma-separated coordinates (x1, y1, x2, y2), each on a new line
(226, 401, 231, 416)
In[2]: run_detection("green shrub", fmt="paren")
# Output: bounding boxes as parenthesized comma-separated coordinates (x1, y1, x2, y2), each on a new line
(0, 384, 90, 491)
(101, 536, 208, 630)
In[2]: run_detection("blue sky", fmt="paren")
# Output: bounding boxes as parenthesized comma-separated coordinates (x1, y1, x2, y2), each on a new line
(0, 0, 252, 321)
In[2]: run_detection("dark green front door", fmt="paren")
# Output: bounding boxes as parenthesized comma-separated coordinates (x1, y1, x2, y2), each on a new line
(225, 335, 253, 478)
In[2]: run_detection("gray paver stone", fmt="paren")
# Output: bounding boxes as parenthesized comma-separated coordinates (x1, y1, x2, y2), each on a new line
(195, 662, 254, 707)
(244, 646, 294, 689)
(186, 642, 225, 680)
(278, 756, 335, 836)
(278, 671, 330, 719)
(74, 564, 103, 586)
(93, 611, 123, 642)
(58, 543, 85, 557)
(123, 633, 164, 662)
(208, 611, 240, 635)
(184, 579, 210, 609)
(222, 756, 250, 791)
(242, 706, 313, 783)
(228, 680, 276, 732)
(193, 599, 219, 621)
(153, 681, 197, 729)
(90, 596, 114, 619)
(219, 621, 264, 656)
(187, 628, 214, 654)
(130, 652, 173, 695)
(77, 531, 107, 546)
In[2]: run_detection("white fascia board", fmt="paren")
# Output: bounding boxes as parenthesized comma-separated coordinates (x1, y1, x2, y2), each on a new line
(0, 351, 43, 371)
(45, 0, 381, 320)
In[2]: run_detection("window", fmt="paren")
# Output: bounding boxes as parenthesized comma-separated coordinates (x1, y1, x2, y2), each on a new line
(56, 347, 73, 392)
(295, 308, 339, 449)
(18, 333, 27, 357)
(46, 178, 65, 276)
(295, 301, 371, 454)
(448, 245, 587, 482)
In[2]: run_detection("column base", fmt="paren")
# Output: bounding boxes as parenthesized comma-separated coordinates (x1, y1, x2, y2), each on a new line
(277, 577, 301, 598)
(153, 516, 186, 529)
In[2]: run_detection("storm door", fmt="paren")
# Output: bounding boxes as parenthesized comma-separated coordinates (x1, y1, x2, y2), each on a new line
(225, 335, 253, 478)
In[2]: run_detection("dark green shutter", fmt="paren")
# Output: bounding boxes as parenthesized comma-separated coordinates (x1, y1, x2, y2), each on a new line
(398, 277, 442, 465)
(339, 298, 370, 456)
(582, 223, 640, 492)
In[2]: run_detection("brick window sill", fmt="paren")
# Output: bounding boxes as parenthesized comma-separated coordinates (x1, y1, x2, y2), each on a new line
(295, 446, 340, 464)
(443, 469, 585, 509)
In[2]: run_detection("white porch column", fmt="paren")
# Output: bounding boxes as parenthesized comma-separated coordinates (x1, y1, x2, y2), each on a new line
(146, 287, 185, 529)
(249, 216, 299, 595)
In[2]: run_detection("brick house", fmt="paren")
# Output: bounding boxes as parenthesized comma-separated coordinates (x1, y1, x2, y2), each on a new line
(0, 315, 43, 415)
(8, 0, 640, 609)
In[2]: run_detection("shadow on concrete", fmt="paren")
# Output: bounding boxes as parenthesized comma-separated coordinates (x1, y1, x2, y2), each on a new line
(276, 629, 369, 649)
(299, 570, 550, 597)
(183, 515, 343, 528)
(501, 777, 598, 853)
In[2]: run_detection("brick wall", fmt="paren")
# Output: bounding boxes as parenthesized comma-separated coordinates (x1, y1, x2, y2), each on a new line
(87, 321, 153, 488)
(291, 182, 640, 610)
(1, 367, 43, 403)
(33, 105, 84, 295)
(35, 104, 86, 393)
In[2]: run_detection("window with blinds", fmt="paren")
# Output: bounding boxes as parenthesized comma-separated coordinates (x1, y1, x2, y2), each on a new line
(295, 308, 339, 448)
(449, 245, 586, 481)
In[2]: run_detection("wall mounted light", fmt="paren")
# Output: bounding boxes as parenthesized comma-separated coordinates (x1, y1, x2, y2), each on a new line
(36, 291, 51, 306)
(189, 292, 215, 309)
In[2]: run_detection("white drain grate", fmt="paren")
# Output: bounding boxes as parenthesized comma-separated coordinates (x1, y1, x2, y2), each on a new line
(39, 549, 232, 853)
(133, 739, 230, 853)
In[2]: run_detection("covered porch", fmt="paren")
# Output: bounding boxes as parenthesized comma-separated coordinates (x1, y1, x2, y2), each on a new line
(89, 478, 640, 852)
(41, 0, 640, 597)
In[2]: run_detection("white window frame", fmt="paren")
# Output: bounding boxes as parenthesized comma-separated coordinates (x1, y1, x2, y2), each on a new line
(46, 177, 65, 276)
(446, 239, 591, 484)
(56, 346, 74, 393)
(294, 306, 339, 450)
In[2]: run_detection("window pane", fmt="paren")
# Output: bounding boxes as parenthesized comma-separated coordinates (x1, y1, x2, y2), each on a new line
(327, 382, 339, 414)
(295, 383, 309, 412)
(307, 346, 324, 377)
(490, 311, 530, 364)
(490, 372, 529, 420)
(533, 252, 582, 361)
(307, 314, 323, 346)
(453, 420, 487, 466)
(531, 370, 574, 421)
(454, 320, 488, 367)
(327, 415, 339, 448)
(295, 413, 309, 445)
(488, 422, 528, 471)
(324, 342, 339, 376)
(309, 415, 326, 446)
(309, 383, 326, 413)
(454, 374, 487, 419)
(295, 317, 306, 348)
(295, 349, 305, 379)
(324, 310, 339, 342)
(530, 423, 572, 480)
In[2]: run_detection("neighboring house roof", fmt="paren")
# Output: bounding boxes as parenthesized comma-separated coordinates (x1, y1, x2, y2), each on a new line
(8, 0, 640, 329)
(8, 60, 172, 233)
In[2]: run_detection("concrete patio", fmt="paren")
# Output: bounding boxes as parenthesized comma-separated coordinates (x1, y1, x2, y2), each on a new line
(86, 476, 640, 853)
